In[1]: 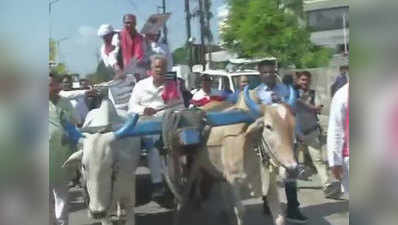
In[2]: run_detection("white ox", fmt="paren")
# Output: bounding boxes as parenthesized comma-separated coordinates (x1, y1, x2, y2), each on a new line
(63, 100, 141, 225)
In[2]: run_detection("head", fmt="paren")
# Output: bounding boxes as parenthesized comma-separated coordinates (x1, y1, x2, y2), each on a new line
(340, 65, 349, 76)
(123, 14, 137, 34)
(49, 73, 61, 98)
(63, 132, 118, 219)
(200, 74, 212, 92)
(257, 61, 277, 88)
(97, 24, 114, 43)
(241, 89, 298, 179)
(282, 74, 294, 86)
(239, 76, 249, 90)
(146, 31, 161, 43)
(61, 74, 73, 91)
(296, 71, 312, 91)
(150, 54, 168, 85)
(79, 79, 90, 89)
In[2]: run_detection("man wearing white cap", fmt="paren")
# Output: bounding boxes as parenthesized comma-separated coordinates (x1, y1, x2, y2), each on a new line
(97, 24, 122, 76)
(97, 24, 136, 118)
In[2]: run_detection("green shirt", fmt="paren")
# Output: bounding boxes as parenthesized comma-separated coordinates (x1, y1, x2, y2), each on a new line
(49, 97, 77, 185)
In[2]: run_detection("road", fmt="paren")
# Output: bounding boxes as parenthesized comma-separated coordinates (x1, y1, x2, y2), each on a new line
(69, 166, 348, 225)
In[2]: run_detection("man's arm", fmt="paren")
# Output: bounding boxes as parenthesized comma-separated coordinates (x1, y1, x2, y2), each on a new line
(59, 90, 89, 100)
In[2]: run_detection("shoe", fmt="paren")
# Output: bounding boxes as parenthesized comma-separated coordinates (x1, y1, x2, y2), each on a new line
(286, 207, 309, 224)
(324, 182, 343, 199)
(151, 182, 166, 201)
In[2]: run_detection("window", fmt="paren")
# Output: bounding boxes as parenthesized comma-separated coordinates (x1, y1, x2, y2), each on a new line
(307, 6, 349, 32)
(232, 75, 262, 91)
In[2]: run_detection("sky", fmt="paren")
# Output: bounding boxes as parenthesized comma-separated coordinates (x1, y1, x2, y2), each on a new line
(42, 0, 228, 76)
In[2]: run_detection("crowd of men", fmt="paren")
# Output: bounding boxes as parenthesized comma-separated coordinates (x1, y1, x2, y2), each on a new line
(49, 13, 349, 225)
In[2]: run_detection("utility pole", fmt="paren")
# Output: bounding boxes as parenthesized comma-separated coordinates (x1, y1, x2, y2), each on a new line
(198, 0, 206, 68)
(204, 0, 212, 69)
(49, 0, 62, 39)
(161, 0, 168, 44)
(185, 0, 193, 69)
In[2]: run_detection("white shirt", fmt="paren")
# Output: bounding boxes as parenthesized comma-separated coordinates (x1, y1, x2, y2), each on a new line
(327, 83, 349, 167)
(100, 33, 120, 68)
(59, 90, 89, 125)
(128, 76, 184, 117)
(108, 74, 136, 112)
(191, 88, 223, 101)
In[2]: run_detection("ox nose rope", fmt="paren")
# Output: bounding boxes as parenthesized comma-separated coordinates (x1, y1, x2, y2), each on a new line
(257, 137, 289, 170)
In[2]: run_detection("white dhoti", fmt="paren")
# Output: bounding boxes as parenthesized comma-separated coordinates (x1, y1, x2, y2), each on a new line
(341, 157, 349, 196)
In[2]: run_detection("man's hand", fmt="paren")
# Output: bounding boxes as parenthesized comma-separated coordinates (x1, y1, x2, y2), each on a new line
(143, 107, 157, 116)
(314, 105, 324, 114)
(331, 165, 344, 180)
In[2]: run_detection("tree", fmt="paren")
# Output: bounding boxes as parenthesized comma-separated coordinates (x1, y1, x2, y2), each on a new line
(221, 0, 332, 68)
(49, 38, 68, 76)
(172, 47, 189, 65)
(85, 61, 113, 84)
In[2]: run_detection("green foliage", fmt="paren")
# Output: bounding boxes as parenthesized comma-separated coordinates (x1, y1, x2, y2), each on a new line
(222, 0, 332, 68)
(49, 38, 68, 76)
(50, 63, 68, 76)
(172, 47, 189, 65)
(85, 61, 113, 84)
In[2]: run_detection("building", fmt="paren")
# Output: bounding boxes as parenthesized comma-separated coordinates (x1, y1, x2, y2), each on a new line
(304, 0, 349, 54)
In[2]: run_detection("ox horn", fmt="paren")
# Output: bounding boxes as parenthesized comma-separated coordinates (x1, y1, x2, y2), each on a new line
(113, 113, 163, 139)
(243, 85, 262, 118)
(62, 119, 85, 144)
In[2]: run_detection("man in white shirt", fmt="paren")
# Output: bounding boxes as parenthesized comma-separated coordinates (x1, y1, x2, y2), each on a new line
(97, 24, 138, 118)
(327, 83, 349, 197)
(145, 31, 173, 71)
(58, 75, 90, 127)
(97, 24, 122, 75)
(128, 54, 184, 200)
(191, 74, 224, 107)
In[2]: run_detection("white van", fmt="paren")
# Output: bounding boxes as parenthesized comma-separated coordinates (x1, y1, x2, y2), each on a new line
(198, 69, 261, 92)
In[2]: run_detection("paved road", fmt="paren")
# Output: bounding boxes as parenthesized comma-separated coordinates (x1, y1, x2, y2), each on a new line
(69, 166, 348, 225)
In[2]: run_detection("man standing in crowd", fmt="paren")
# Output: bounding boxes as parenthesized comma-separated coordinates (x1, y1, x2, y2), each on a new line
(327, 83, 349, 197)
(190, 74, 225, 107)
(96, 23, 138, 118)
(145, 31, 173, 71)
(295, 71, 341, 199)
(58, 75, 89, 127)
(255, 61, 308, 224)
(330, 65, 349, 98)
(97, 24, 122, 78)
(49, 73, 77, 225)
(120, 14, 145, 69)
(128, 54, 184, 200)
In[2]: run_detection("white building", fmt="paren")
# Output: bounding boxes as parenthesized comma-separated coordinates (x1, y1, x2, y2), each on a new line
(304, 0, 349, 53)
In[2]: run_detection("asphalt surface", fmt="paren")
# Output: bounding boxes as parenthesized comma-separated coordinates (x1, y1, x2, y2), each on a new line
(69, 166, 348, 225)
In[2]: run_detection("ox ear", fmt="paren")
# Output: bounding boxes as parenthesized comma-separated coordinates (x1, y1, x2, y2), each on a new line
(63, 150, 83, 168)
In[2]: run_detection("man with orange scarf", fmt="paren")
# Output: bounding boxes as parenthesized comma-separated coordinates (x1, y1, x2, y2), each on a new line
(120, 14, 145, 70)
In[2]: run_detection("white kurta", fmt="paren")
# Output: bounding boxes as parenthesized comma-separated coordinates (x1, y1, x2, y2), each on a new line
(128, 76, 184, 117)
(100, 33, 120, 68)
